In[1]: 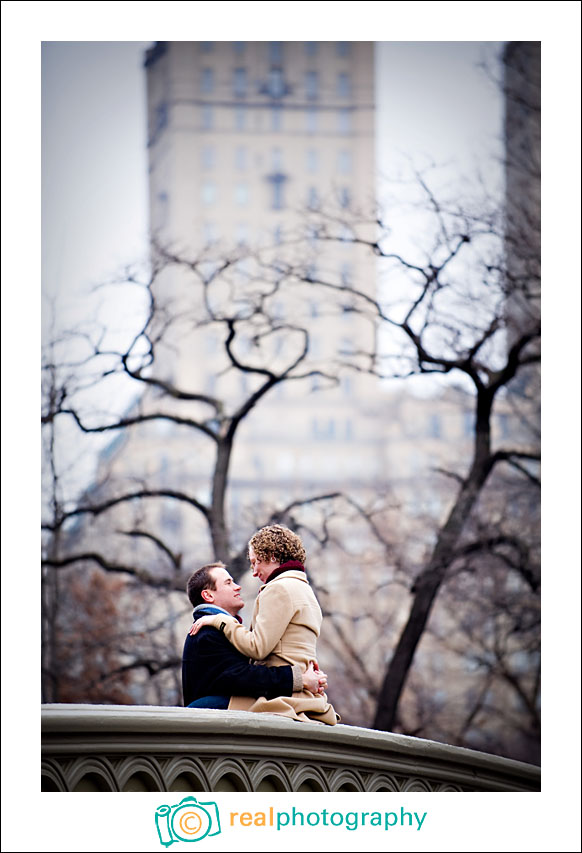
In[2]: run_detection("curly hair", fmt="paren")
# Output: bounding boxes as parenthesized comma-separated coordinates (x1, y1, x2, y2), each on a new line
(249, 525, 306, 565)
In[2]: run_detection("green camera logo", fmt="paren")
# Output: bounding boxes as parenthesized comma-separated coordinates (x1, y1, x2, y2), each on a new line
(155, 796, 222, 846)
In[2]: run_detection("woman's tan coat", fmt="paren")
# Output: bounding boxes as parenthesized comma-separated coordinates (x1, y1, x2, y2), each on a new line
(206, 569, 338, 725)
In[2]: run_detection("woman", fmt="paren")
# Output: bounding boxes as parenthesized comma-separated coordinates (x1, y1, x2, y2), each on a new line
(190, 524, 338, 725)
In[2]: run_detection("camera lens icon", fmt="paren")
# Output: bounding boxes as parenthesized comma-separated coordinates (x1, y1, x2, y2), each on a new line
(156, 797, 221, 846)
(172, 803, 209, 841)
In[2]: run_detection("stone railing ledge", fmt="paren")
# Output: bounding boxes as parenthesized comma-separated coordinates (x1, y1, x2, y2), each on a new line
(41, 704, 541, 793)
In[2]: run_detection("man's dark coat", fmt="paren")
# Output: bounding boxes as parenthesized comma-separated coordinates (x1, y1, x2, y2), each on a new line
(182, 608, 294, 706)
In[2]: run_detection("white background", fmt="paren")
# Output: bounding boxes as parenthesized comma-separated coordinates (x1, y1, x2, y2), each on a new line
(1, 3, 581, 852)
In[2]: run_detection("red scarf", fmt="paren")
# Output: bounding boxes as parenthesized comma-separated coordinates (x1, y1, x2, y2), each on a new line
(265, 560, 305, 583)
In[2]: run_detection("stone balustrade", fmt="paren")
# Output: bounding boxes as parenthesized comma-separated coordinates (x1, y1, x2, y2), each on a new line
(41, 704, 540, 793)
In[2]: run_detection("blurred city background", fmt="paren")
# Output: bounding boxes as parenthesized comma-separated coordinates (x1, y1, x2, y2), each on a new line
(41, 40, 540, 764)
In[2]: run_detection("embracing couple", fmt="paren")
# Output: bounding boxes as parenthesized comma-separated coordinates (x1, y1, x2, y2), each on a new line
(182, 524, 339, 725)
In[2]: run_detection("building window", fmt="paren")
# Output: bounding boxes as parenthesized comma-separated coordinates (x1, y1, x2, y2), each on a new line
(235, 257, 251, 280)
(306, 148, 319, 173)
(337, 72, 351, 98)
(156, 191, 168, 227)
(339, 223, 355, 243)
(203, 222, 219, 244)
(201, 105, 213, 130)
(337, 149, 352, 173)
(274, 333, 285, 356)
(307, 186, 319, 210)
(234, 41, 246, 54)
(341, 335, 356, 355)
(271, 181, 283, 210)
(201, 182, 217, 205)
(340, 263, 352, 286)
(205, 331, 219, 354)
(271, 105, 283, 132)
(272, 256, 285, 277)
(305, 71, 319, 100)
(233, 67, 247, 97)
(306, 224, 319, 246)
(268, 68, 285, 98)
(271, 147, 283, 170)
(154, 102, 168, 134)
(234, 145, 247, 170)
(497, 413, 511, 438)
(306, 108, 317, 134)
(336, 42, 351, 56)
(161, 496, 181, 536)
(251, 451, 265, 476)
(202, 260, 220, 287)
(338, 186, 351, 209)
(306, 263, 317, 282)
(269, 42, 283, 63)
(234, 106, 246, 130)
(308, 334, 321, 356)
(338, 109, 351, 134)
(201, 68, 214, 93)
(234, 183, 249, 206)
(463, 411, 474, 436)
(312, 418, 336, 440)
(270, 176, 285, 210)
(201, 145, 215, 170)
(429, 414, 442, 439)
(305, 42, 318, 56)
(201, 42, 214, 52)
(235, 222, 249, 246)
(273, 225, 283, 245)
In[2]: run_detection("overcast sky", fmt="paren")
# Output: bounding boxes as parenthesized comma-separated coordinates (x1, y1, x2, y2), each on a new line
(42, 41, 150, 337)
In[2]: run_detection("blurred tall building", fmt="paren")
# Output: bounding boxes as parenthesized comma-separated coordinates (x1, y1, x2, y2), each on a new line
(503, 41, 541, 353)
(144, 41, 376, 254)
(502, 42, 541, 454)
(136, 40, 383, 549)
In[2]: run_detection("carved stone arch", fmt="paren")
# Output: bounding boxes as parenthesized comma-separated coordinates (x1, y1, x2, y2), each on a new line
(434, 782, 464, 792)
(366, 773, 400, 792)
(206, 757, 252, 792)
(401, 777, 433, 792)
(41, 759, 68, 792)
(327, 767, 364, 792)
(288, 764, 329, 792)
(162, 756, 211, 792)
(116, 756, 165, 792)
(249, 759, 292, 792)
(66, 756, 119, 792)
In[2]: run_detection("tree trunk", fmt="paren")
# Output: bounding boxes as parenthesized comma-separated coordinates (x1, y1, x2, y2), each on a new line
(209, 438, 232, 564)
(373, 389, 495, 731)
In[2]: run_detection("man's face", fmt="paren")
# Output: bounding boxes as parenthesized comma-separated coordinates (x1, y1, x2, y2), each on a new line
(248, 544, 279, 584)
(205, 567, 243, 616)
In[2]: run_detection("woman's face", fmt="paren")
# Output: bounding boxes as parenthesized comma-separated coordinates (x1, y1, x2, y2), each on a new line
(248, 544, 279, 583)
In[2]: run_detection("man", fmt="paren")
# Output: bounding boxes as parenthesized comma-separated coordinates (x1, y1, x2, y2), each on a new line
(182, 562, 326, 708)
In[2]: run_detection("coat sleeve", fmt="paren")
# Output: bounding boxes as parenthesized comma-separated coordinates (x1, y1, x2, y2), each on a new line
(184, 628, 297, 701)
(205, 583, 295, 660)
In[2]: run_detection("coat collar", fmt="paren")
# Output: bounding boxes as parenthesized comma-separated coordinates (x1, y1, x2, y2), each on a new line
(259, 569, 308, 592)
(192, 604, 242, 623)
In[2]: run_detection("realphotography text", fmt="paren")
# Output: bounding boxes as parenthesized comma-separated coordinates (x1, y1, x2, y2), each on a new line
(230, 805, 428, 832)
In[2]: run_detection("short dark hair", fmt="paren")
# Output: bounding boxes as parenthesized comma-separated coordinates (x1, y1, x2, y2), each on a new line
(186, 562, 225, 608)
